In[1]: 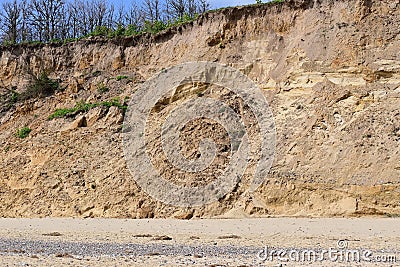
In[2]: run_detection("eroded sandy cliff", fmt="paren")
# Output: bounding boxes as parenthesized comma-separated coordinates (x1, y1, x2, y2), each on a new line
(0, 0, 399, 218)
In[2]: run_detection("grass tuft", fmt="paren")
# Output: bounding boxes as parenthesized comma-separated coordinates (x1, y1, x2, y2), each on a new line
(48, 98, 128, 120)
(16, 127, 31, 139)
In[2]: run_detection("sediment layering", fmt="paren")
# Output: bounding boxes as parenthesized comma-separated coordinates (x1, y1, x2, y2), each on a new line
(0, 0, 399, 218)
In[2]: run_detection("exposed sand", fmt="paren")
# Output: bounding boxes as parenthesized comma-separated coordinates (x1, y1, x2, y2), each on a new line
(0, 218, 399, 266)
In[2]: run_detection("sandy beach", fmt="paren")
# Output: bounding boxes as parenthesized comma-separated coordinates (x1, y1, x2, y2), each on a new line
(0, 218, 398, 266)
(0, 0, 399, 266)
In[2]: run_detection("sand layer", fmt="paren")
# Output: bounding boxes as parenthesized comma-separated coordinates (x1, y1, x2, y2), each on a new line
(0, 218, 398, 266)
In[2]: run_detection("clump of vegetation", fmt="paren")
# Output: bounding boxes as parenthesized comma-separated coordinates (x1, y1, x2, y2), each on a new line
(85, 13, 199, 37)
(48, 108, 77, 120)
(16, 127, 31, 139)
(20, 72, 60, 101)
(143, 20, 169, 34)
(0, 86, 17, 113)
(270, 0, 284, 3)
(10, 90, 18, 103)
(85, 14, 198, 38)
(92, 70, 102, 77)
(116, 75, 129, 81)
(87, 26, 113, 37)
(101, 98, 128, 111)
(87, 24, 140, 38)
(255, 0, 284, 5)
(48, 98, 128, 120)
(5, 89, 19, 110)
(1, 73, 60, 113)
(97, 82, 109, 93)
(62, 37, 84, 44)
(125, 25, 140, 36)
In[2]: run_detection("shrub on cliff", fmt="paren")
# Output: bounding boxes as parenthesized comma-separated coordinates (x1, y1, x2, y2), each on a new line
(20, 72, 60, 100)
(48, 98, 128, 120)
(15, 127, 31, 139)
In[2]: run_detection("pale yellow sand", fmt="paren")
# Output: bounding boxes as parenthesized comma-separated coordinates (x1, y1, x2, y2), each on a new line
(0, 218, 398, 266)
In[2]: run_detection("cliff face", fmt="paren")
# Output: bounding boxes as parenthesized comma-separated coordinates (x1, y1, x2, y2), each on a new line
(0, 0, 399, 218)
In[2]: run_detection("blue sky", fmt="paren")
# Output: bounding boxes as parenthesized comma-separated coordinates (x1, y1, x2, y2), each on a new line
(206, 0, 257, 9)
(118, 0, 259, 9)
(0, 0, 260, 10)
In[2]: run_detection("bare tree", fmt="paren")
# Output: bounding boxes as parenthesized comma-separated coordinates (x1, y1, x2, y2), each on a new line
(187, 0, 197, 17)
(19, 0, 31, 41)
(77, 0, 92, 35)
(126, 1, 143, 27)
(167, 0, 185, 19)
(28, 0, 65, 41)
(0, 0, 22, 43)
(93, 0, 108, 28)
(105, 2, 115, 29)
(0, 0, 210, 44)
(66, 0, 80, 38)
(166, 0, 209, 19)
(142, 0, 163, 23)
(58, 2, 71, 39)
(115, 3, 125, 26)
(196, 0, 210, 14)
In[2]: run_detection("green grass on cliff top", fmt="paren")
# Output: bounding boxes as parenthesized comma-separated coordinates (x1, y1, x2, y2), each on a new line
(0, 0, 286, 47)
